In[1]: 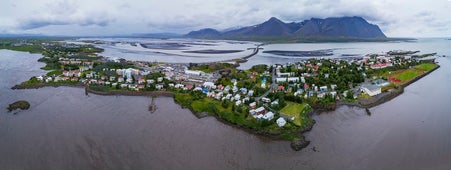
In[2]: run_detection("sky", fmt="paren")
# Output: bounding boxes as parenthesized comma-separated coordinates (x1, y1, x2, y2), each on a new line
(1, 0, 450, 37)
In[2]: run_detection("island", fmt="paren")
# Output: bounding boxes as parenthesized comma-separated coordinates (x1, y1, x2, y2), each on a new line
(8, 100, 31, 113)
(5, 39, 440, 151)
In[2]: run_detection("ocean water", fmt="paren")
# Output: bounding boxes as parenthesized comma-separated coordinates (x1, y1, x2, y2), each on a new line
(1, 38, 451, 169)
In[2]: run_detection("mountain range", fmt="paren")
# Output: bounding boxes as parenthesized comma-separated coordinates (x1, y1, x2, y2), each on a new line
(185, 16, 387, 42)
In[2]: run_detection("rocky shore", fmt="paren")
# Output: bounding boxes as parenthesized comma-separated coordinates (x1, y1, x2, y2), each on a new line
(7, 100, 30, 113)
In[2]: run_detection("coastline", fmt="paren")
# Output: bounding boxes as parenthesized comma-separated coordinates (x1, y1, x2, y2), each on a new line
(10, 62, 439, 151)
(338, 63, 441, 110)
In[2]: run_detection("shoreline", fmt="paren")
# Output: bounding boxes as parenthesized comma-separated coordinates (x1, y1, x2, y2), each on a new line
(337, 63, 441, 110)
(10, 63, 440, 151)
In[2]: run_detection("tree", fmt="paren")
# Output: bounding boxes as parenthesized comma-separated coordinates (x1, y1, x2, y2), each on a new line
(222, 100, 229, 108)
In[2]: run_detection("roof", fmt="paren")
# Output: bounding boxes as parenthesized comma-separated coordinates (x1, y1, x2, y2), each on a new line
(361, 84, 381, 92)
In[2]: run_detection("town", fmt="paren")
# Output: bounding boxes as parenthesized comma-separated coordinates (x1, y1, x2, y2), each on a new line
(14, 41, 439, 145)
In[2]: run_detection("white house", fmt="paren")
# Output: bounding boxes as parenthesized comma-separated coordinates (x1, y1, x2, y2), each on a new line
(276, 77, 299, 83)
(155, 84, 164, 90)
(249, 102, 257, 108)
(361, 84, 381, 96)
(147, 79, 155, 84)
(262, 112, 274, 120)
(157, 77, 163, 82)
(247, 90, 254, 97)
(320, 86, 328, 92)
(234, 94, 241, 101)
(185, 69, 204, 76)
(276, 117, 286, 127)
(262, 97, 271, 103)
(203, 82, 216, 89)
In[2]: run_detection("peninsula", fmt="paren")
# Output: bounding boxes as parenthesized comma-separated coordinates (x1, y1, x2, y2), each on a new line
(5, 39, 439, 151)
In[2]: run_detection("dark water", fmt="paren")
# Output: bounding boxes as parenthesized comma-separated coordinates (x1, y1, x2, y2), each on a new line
(1, 46, 451, 169)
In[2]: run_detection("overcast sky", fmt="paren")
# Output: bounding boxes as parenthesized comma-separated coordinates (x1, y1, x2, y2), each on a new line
(1, 0, 450, 37)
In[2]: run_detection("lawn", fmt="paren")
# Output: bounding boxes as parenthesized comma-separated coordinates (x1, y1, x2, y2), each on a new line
(279, 102, 307, 126)
(393, 69, 422, 82)
(414, 63, 437, 72)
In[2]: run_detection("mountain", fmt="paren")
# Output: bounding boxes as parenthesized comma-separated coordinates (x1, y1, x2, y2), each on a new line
(295, 17, 386, 38)
(185, 16, 387, 42)
(222, 17, 298, 37)
(185, 28, 221, 39)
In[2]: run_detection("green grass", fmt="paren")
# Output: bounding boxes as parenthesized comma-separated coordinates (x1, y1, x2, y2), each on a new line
(359, 93, 371, 99)
(414, 63, 437, 72)
(393, 70, 422, 82)
(0, 45, 43, 53)
(279, 102, 307, 126)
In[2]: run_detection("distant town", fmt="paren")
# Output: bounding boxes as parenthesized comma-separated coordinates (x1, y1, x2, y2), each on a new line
(4, 39, 439, 150)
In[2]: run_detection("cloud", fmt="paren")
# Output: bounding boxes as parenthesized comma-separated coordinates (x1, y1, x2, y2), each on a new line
(16, 0, 114, 30)
(0, 0, 450, 37)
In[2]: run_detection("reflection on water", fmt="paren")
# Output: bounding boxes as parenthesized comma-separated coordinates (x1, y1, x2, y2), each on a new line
(1, 39, 451, 169)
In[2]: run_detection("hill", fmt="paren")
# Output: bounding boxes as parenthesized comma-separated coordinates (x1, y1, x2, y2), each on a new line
(185, 16, 387, 42)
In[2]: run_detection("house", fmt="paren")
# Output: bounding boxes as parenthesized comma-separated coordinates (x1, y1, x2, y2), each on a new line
(317, 92, 326, 98)
(331, 84, 337, 91)
(330, 91, 337, 98)
(262, 97, 271, 103)
(184, 85, 193, 90)
(320, 86, 328, 92)
(249, 109, 256, 115)
(262, 112, 274, 120)
(235, 100, 242, 106)
(138, 78, 146, 84)
(175, 84, 184, 88)
(304, 83, 309, 90)
(276, 117, 286, 127)
(203, 82, 215, 88)
(147, 79, 155, 84)
(361, 84, 381, 96)
(215, 92, 223, 100)
(249, 102, 257, 109)
(271, 100, 279, 106)
(118, 77, 124, 83)
(193, 87, 202, 91)
(247, 90, 254, 97)
(234, 94, 241, 101)
(156, 84, 164, 90)
(157, 77, 163, 82)
(294, 89, 304, 96)
(255, 107, 266, 115)
(240, 88, 248, 94)
(276, 77, 299, 83)
(300, 77, 306, 83)
(36, 76, 44, 82)
(232, 86, 238, 93)
(225, 94, 232, 100)
(185, 69, 204, 76)
(242, 97, 250, 103)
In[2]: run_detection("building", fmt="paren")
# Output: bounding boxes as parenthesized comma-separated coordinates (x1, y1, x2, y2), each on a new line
(276, 117, 286, 127)
(262, 112, 274, 120)
(276, 77, 299, 83)
(361, 84, 382, 96)
(185, 69, 204, 76)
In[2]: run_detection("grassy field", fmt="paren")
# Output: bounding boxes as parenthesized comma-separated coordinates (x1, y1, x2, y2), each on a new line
(279, 102, 307, 126)
(393, 69, 422, 82)
(389, 63, 438, 85)
(414, 63, 438, 71)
